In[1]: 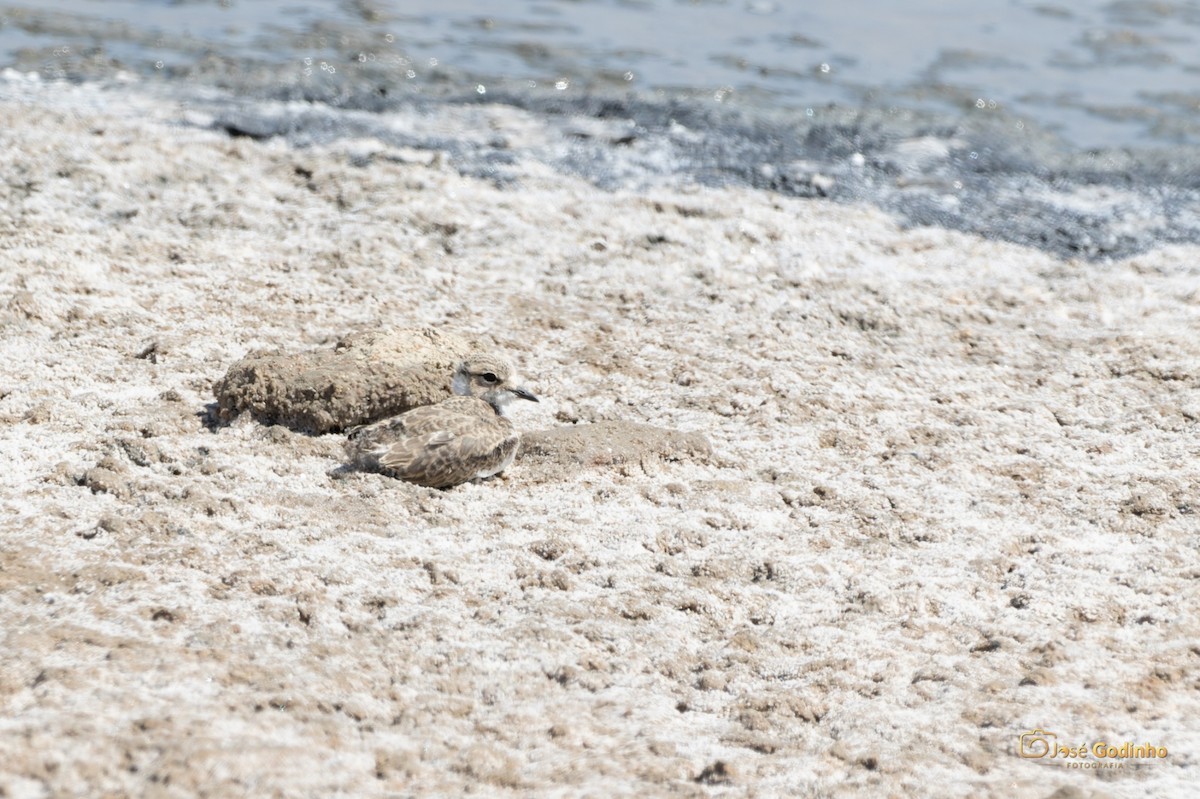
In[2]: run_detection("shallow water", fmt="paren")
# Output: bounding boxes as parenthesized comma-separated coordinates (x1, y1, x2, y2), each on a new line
(2, 0, 1199, 149)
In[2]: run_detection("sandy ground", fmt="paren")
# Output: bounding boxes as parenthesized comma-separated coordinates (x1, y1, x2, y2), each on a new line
(1, 77, 1198, 798)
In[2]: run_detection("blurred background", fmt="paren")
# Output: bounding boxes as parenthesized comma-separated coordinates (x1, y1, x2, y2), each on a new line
(2, 0, 1199, 149)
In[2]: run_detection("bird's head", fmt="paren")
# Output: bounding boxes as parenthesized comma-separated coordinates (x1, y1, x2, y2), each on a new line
(451, 353, 539, 414)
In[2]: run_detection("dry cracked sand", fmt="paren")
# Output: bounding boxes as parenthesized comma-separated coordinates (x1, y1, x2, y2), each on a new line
(1, 78, 1198, 798)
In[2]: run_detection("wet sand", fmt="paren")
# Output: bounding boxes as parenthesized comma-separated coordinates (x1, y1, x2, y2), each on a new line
(1, 77, 1198, 797)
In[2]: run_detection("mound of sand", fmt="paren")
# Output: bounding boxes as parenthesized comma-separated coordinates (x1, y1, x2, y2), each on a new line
(212, 326, 478, 433)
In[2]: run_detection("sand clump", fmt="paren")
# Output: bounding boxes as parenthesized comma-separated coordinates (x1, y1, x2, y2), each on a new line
(520, 420, 713, 481)
(1, 79, 1198, 799)
(212, 326, 478, 433)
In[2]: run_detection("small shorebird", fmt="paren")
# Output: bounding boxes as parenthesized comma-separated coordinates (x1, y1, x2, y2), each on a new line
(346, 354, 538, 488)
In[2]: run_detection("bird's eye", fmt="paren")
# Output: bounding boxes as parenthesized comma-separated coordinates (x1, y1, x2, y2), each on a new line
(481, 372, 499, 384)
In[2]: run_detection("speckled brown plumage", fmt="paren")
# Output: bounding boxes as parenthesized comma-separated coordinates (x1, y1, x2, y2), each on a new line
(345, 354, 538, 489)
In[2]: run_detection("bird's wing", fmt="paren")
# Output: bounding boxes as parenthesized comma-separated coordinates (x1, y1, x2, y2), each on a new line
(378, 428, 518, 488)
(347, 406, 463, 457)
(380, 405, 464, 437)
(346, 398, 516, 487)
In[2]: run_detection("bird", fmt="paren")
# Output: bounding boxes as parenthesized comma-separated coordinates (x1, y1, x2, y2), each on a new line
(345, 353, 539, 488)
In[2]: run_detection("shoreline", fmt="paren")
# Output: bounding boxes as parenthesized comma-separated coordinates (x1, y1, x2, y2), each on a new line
(7, 71, 1200, 261)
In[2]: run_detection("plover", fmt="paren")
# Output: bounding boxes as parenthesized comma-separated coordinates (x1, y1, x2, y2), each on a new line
(345, 353, 538, 488)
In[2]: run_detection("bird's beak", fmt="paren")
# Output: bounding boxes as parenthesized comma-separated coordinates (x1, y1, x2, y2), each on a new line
(512, 386, 539, 403)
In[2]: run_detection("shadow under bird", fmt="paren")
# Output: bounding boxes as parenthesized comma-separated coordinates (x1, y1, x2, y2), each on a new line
(345, 354, 538, 489)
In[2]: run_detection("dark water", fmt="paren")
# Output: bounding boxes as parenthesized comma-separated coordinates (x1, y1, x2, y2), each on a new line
(3, 0, 1199, 258)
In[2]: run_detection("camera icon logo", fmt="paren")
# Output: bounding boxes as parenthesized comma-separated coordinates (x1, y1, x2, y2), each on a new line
(1019, 729, 1056, 758)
